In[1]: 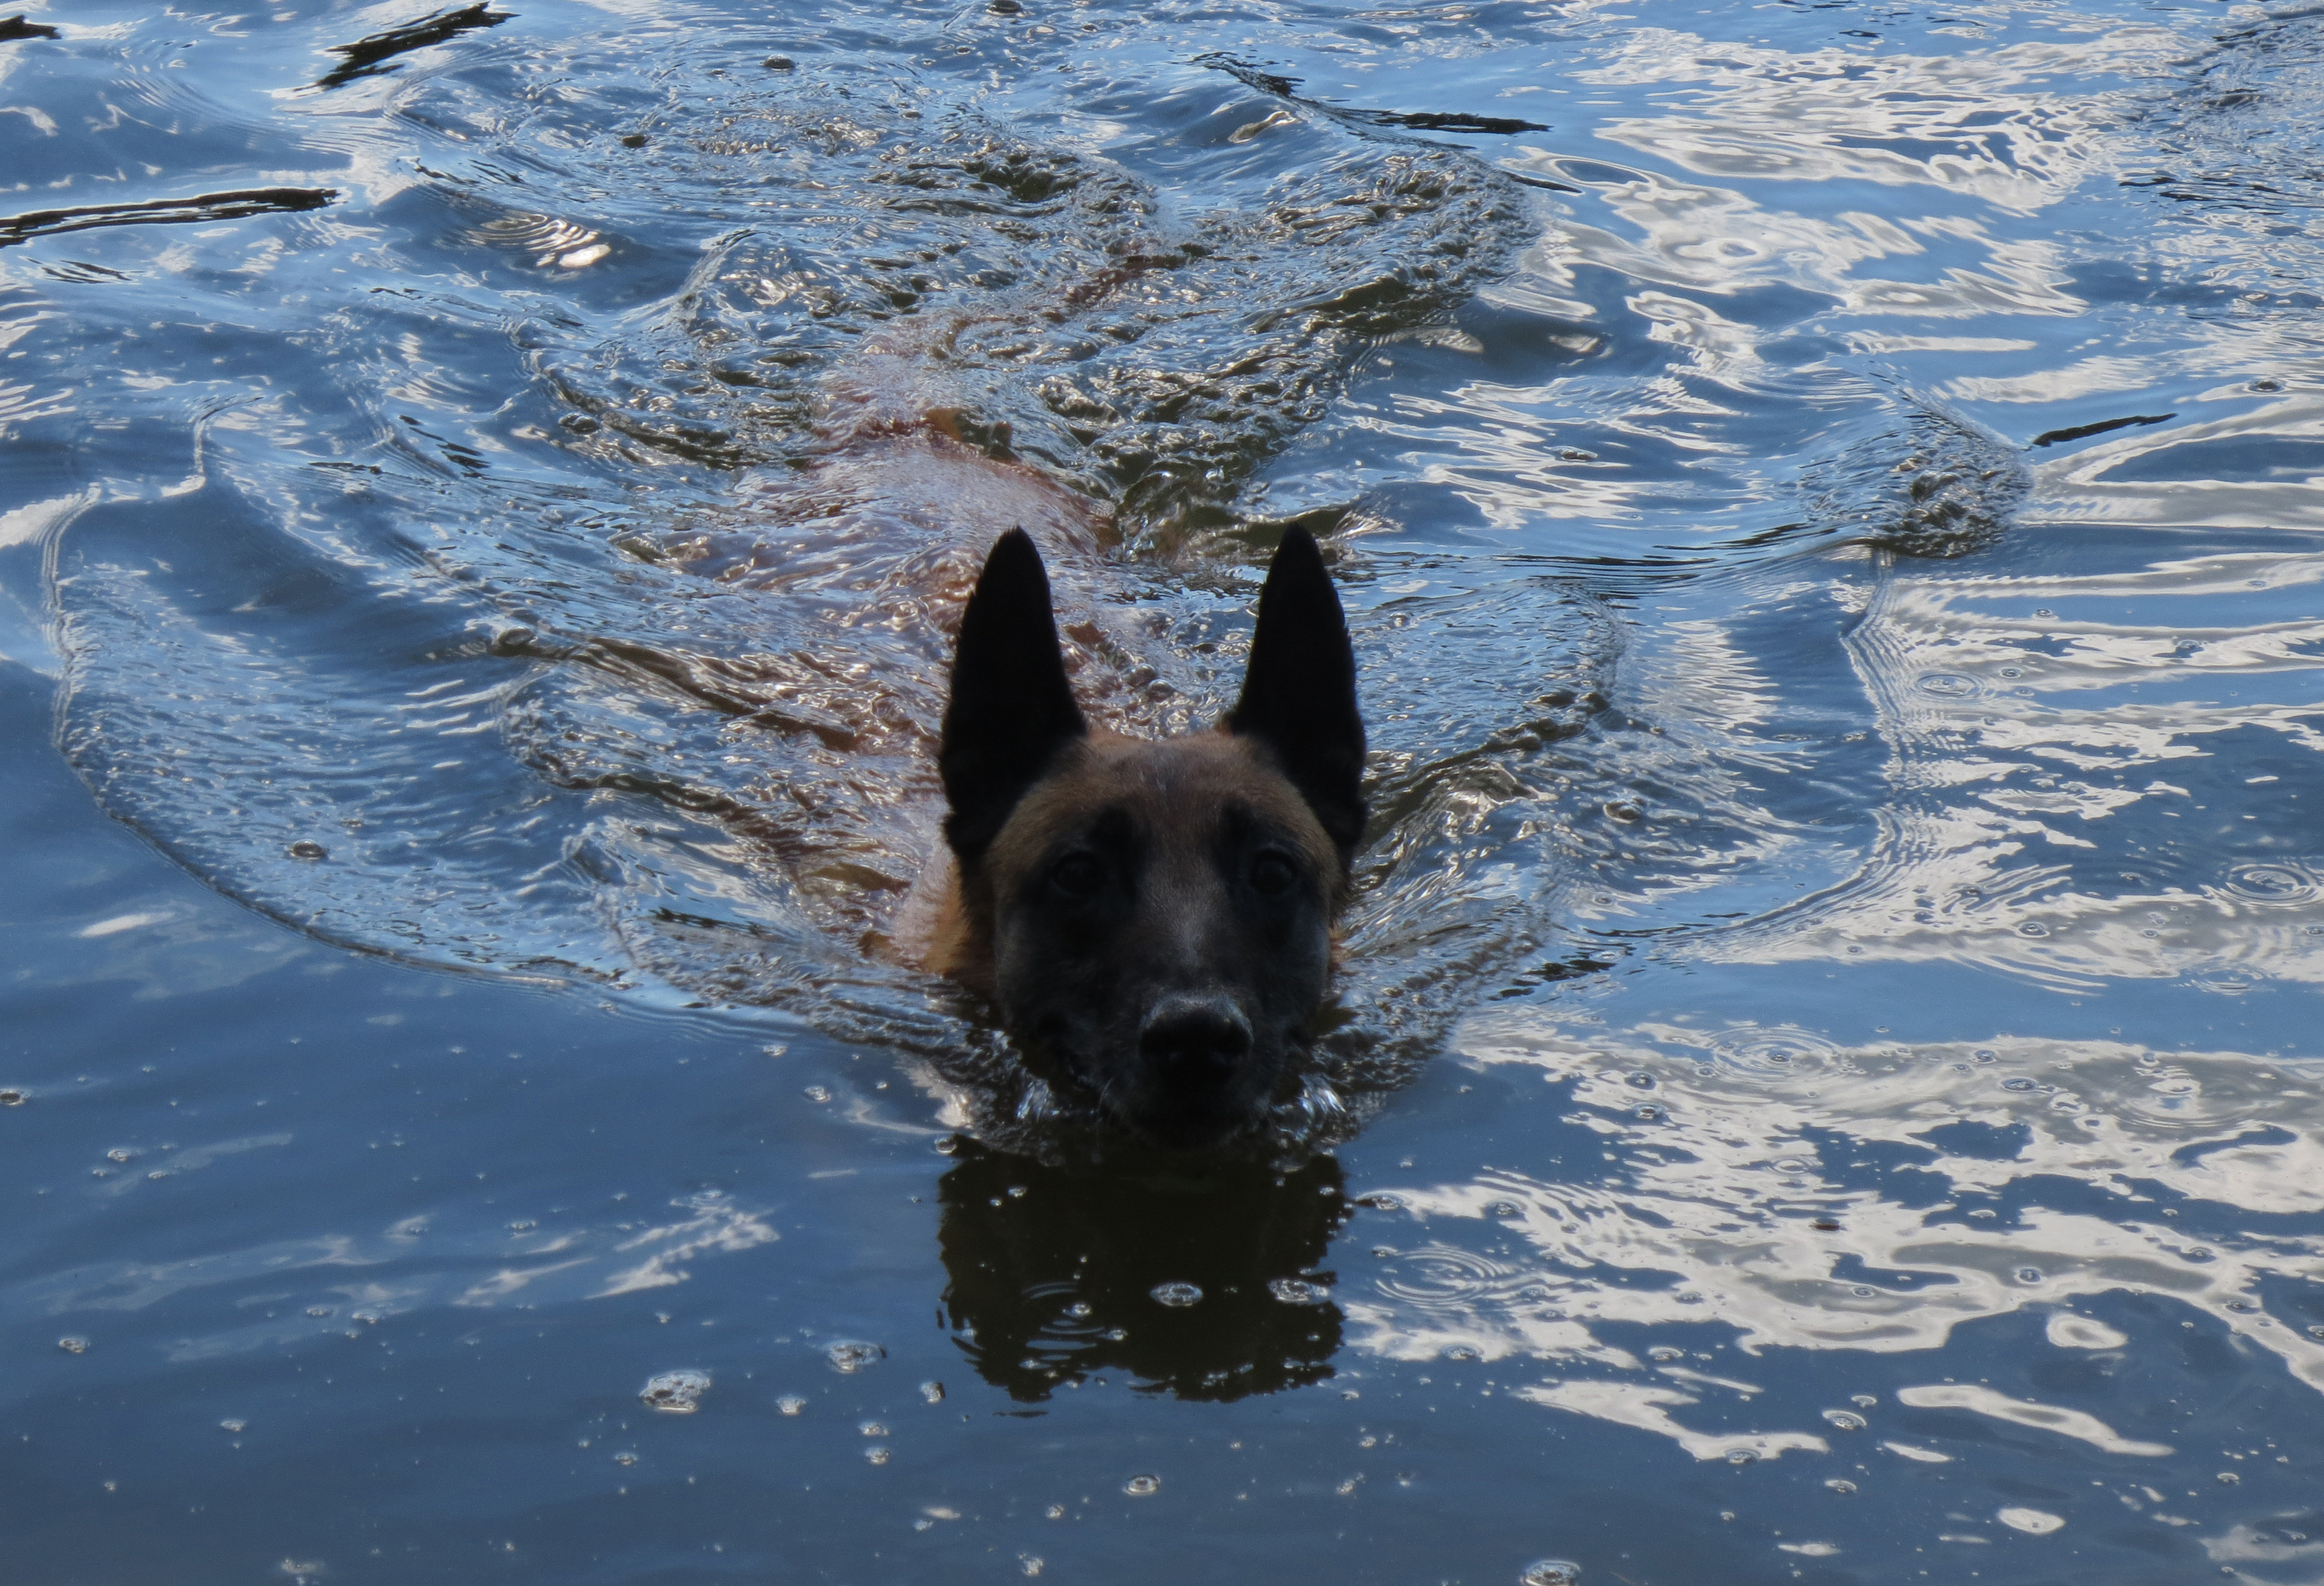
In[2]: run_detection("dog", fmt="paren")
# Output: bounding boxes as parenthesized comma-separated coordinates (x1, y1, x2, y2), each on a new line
(913, 526, 1365, 1151)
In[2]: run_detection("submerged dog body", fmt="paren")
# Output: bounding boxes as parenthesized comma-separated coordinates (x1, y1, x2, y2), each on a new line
(916, 528, 1366, 1151)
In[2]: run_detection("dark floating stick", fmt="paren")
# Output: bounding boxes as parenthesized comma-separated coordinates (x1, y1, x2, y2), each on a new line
(316, 1, 510, 89)
(1334, 107, 1553, 136)
(0, 187, 338, 248)
(1199, 52, 1549, 138)
(0, 14, 62, 42)
(2028, 412, 2176, 448)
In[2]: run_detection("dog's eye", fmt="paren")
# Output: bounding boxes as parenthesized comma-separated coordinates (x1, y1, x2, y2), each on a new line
(1049, 853, 1105, 899)
(1249, 850, 1299, 897)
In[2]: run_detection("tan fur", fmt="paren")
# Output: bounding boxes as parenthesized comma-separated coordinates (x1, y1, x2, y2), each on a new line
(907, 729, 1340, 991)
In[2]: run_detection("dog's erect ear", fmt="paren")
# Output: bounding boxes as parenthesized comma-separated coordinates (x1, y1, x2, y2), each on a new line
(1227, 529, 1366, 863)
(941, 529, 1087, 866)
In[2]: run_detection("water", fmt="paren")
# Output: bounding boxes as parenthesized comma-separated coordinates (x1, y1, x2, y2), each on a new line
(3, 0, 2322, 1578)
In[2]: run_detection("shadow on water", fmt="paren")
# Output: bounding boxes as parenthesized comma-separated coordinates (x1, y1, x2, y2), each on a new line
(936, 1141, 1349, 1402)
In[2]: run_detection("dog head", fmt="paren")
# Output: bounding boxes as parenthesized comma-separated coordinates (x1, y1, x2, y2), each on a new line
(938, 528, 1364, 1150)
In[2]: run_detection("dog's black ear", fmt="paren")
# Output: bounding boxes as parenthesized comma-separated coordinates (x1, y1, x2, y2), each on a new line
(941, 529, 1087, 866)
(1227, 529, 1366, 863)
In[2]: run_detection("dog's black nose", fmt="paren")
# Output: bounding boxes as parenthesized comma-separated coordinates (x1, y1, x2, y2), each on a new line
(1139, 995, 1253, 1078)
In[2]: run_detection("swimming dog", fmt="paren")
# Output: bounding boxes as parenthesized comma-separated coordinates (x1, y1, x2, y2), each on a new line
(919, 526, 1364, 1151)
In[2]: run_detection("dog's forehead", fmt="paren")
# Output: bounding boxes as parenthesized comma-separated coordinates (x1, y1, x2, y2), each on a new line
(993, 731, 1330, 863)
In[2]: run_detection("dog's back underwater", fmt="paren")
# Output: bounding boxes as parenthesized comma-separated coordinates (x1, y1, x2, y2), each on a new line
(912, 526, 1365, 1151)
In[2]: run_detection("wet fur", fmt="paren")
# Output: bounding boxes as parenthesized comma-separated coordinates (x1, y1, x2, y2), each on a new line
(918, 528, 1365, 1151)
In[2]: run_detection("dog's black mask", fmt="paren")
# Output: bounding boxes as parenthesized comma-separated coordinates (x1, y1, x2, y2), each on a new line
(938, 529, 1364, 1150)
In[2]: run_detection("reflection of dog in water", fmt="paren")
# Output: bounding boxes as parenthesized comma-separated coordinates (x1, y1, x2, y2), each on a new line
(936, 1140, 1349, 1401)
(912, 526, 1365, 1152)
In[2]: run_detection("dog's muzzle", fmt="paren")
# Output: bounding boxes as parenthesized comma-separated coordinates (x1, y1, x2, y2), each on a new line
(1126, 993, 1266, 1147)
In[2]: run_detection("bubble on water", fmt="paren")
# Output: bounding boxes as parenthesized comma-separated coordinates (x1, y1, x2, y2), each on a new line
(1444, 1344, 1483, 1363)
(2217, 1470, 2241, 1483)
(1915, 672, 1977, 699)
(1519, 1562, 1581, 1586)
(2038, 1311, 2127, 1350)
(1825, 1478, 1857, 1494)
(1648, 1346, 1685, 1363)
(1971, 1049, 1998, 1063)
(2033, 609, 2054, 620)
(641, 1369, 710, 1412)
(1355, 1193, 1405, 1211)
(1123, 1474, 1161, 1496)
(0, 1089, 24, 1106)
(802, 1086, 831, 1103)
(1711, 1026, 1842, 1082)
(219, 1418, 247, 1433)
(106, 1147, 135, 1163)
(1488, 1199, 1524, 1218)
(1603, 801, 1642, 823)
(865, 1446, 890, 1465)
(1375, 1244, 1527, 1310)
(859, 1420, 887, 1437)
(1996, 1507, 2064, 1536)
(2224, 862, 2318, 903)
(1822, 1409, 1867, 1431)
(1268, 1278, 1327, 1305)
(777, 1395, 807, 1415)
(285, 840, 328, 861)
(2017, 921, 2050, 938)
(613, 1450, 637, 1466)
(826, 1341, 885, 1373)
(57, 1337, 88, 1354)
(2002, 1077, 2037, 1092)
(919, 1380, 945, 1403)
(1725, 1448, 1756, 1465)
(1150, 1282, 1203, 1308)
(1625, 1072, 1655, 1090)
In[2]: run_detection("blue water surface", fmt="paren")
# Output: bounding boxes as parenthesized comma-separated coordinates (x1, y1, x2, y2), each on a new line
(5, 0, 2324, 1580)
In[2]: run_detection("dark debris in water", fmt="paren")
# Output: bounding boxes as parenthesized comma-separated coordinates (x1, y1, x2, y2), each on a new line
(316, 2, 510, 89)
(1199, 54, 1549, 139)
(0, 13, 60, 43)
(2029, 412, 2176, 448)
(0, 188, 337, 248)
